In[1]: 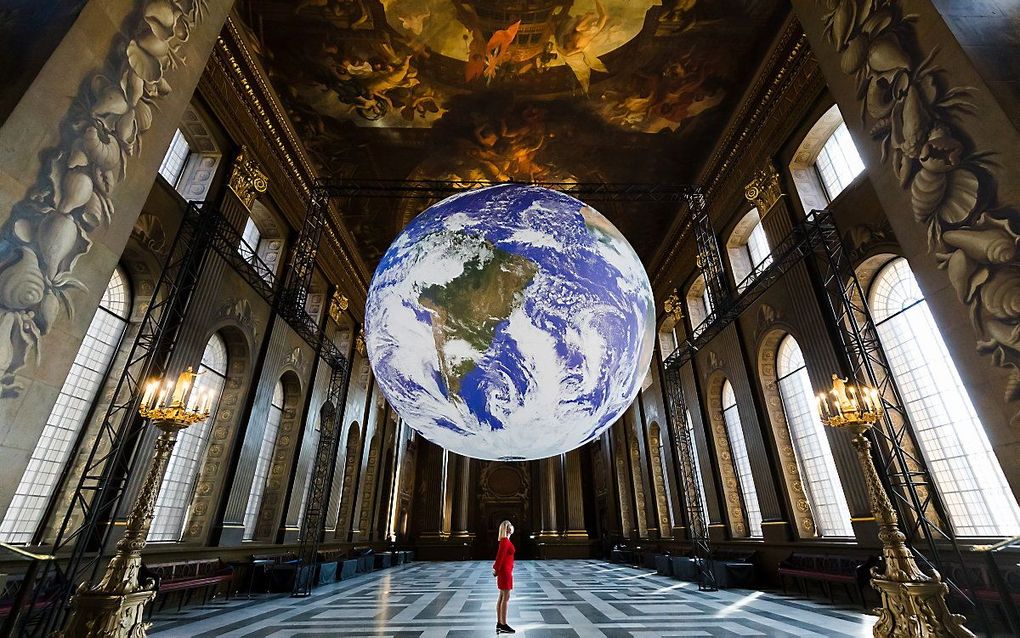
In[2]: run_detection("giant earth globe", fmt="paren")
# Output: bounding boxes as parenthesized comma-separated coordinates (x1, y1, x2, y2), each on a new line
(364, 184, 655, 460)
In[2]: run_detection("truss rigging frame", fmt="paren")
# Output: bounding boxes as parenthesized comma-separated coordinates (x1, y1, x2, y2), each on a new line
(662, 208, 991, 629)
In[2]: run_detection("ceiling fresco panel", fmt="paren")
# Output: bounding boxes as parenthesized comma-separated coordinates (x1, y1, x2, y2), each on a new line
(238, 0, 787, 267)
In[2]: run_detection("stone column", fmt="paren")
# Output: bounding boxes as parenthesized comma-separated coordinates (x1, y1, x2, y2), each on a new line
(0, 0, 236, 516)
(563, 450, 588, 538)
(440, 450, 456, 537)
(537, 456, 560, 538)
(789, 0, 1020, 494)
(452, 454, 474, 538)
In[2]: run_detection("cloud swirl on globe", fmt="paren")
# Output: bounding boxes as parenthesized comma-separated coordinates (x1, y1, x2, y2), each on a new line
(364, 184, 655, 460)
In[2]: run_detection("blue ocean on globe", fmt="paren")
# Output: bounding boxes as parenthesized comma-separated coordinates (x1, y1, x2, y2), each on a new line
(364, 184, 655, 460)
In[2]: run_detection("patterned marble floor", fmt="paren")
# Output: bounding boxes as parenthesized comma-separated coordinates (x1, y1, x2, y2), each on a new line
(149, 559, 877, 637)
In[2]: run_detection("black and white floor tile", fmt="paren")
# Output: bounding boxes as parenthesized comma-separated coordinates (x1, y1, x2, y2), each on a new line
(150, 559, 877, 637)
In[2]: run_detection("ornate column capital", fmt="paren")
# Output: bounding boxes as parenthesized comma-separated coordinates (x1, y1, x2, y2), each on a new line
(663, 289, 684, 324)
(744, 161, 784, 213)
(228, 145, 269, 210)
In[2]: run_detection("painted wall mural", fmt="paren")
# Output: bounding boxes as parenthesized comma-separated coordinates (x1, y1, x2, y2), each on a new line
(0, 0, 209, 395)
(816, 0, 1020, 422)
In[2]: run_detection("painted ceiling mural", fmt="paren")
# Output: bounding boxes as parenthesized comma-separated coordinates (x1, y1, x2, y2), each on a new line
(238, 0, 785, 264)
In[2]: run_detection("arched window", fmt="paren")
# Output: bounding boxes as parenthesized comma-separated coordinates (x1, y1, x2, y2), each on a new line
(727, 208, 772, 290)
(243, 380, 285, 540)
(870, 258, 1020, 536)
(815, 121, 864, 200)
(721, 380, 762, 537)
(1, 268, 131, 544)
(686, 275, 712, 337)
(683, 409, 711, 522)
(776, 335, 853, 537)
(148, 334, 228, 542)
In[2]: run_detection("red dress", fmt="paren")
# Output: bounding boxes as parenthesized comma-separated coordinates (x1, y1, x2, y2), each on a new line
(493, 537, 515, 590)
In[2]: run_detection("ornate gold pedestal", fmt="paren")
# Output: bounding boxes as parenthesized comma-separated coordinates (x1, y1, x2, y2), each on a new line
(847, 424, 973, 638)
(820, 376, 973, 638)
(57, 372, 210, 638)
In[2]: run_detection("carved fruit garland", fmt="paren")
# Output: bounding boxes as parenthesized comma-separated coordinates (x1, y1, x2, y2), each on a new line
(0, 0, 207, 395)
(820, 0, 1020, 419)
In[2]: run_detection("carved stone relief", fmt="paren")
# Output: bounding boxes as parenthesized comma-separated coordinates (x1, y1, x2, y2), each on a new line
(705, 372, 748, 538)
(757, 328, 817, 538)
(0, 0, 209, 395)
(816, 0, 1020, 421)
(647, 424, 673, 535)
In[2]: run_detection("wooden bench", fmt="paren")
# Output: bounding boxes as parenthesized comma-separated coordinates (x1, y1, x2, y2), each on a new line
(142, 559, 233, 612)
(778, 553, 872, 608)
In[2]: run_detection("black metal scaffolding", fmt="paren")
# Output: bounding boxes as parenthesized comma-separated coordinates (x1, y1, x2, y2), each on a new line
(661, 208, 990, 628)
(12, 193, 352, 635)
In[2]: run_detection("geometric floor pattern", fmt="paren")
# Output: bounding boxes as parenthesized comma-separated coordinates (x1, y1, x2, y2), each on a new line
(150, 559, 877, 637)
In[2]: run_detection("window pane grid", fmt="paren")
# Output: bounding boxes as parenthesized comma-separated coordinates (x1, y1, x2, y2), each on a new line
(776, 336, 853, 537)
(148, 334, 228, 542)
(722, 381, 762, 537)
(871, 259, 1020, 536)
(1, 269, 129, 544)
(243, 381, 285, 540)
(816, 122, 864, 200)
(158, 129, 191, 187)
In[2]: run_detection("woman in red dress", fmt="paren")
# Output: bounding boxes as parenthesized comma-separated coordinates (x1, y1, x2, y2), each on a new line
(492, 520, 516, 634)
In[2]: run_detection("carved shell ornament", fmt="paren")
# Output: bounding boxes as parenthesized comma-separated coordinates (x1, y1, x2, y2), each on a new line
(0, 0, 207, 395)
(820, 1, 1020, 418)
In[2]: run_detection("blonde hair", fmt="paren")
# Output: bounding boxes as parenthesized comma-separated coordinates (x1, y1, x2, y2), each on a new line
(498, 520, 513, 540)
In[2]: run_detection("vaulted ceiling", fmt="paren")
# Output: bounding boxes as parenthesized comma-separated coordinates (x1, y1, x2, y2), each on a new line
(237, 0, 787, 267)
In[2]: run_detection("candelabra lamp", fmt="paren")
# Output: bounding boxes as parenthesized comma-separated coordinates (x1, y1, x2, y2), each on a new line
(57, 368, 213, 638)
(818, 375, 972, 638)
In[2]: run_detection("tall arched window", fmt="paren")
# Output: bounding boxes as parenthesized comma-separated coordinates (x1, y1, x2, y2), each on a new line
(871, 258, 1020, 536)
(776, 335, 853, 537)
(1, 268, 131, 544)
(683, 409, 711, 522)
(148, 334, 228, 542)
(243, 380, 285, 540)
(722, 380, 762, 537)
(727, 208, 772, 290)
(686, 275, 712, 338)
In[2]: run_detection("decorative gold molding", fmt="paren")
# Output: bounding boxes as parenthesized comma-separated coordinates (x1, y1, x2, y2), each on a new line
(329, 291, 349, 324)
(744, 162, 784, 214)
(663, 289, 684, 324)
(228, 146, 269, 210)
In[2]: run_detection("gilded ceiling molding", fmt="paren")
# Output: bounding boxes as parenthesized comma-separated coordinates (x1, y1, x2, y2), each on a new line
(816, 1, 1020, 419)
(0, 0, 208, 395)
(744, 162, 785, 215)
(228, 145, 269, 210)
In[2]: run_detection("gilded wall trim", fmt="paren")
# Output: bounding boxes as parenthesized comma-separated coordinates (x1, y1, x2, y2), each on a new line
(0, 0, 209, 394)
(815, 0, 1020, 421)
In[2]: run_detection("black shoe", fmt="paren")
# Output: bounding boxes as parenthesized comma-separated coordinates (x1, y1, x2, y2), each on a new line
(498, 623, 516, 634)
